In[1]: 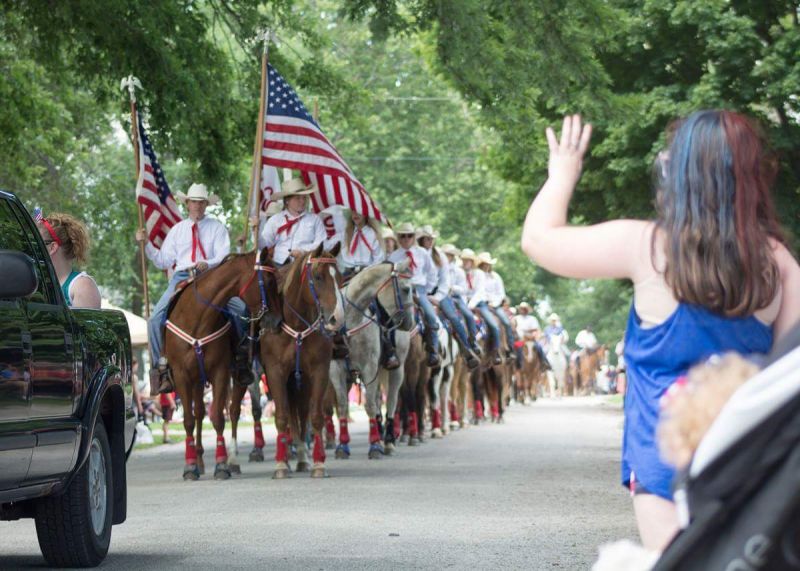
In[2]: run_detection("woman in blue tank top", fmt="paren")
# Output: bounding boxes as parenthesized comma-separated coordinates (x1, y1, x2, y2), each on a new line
(521, 112, 800, 550)
(35, 210, 101, 309)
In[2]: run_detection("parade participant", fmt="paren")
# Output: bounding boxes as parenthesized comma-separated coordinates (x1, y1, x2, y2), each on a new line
(515, 302, 540, 340)
(388, 222, 441, 367)
(257, 178, 326, 265)
(461, 248, 503, 365)
(35, 209, 101, 309)
(417, 226, 480, 369)
(543, 313, 569, 350)
(575, 325, 599, 350)
(521, 112, 800, 550)
(382, 226, 398, 256)
(337, 209, 384, 277)
(442, 244, 481, 349)
(159, 391, 176, 444)
(136, 183, 237, 394)
(478, 252, 517, 358)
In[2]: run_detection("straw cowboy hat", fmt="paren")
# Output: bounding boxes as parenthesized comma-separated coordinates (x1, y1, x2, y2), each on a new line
(416, 224, 439, 239)
(477, 251, 498, 266)
(460, 248, 479, 262)
(394, 222, 417, 236)
(176, 183, 220, 205)
(518, 301, 532, 311)
(441, 243, 460, 256)
(381, 226, 397, 241)
(548, 313, 560, 322)
(271, 178, 315, 201)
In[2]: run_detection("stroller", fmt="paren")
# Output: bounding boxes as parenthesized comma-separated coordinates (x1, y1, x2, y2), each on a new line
(653, 323, 800, 570)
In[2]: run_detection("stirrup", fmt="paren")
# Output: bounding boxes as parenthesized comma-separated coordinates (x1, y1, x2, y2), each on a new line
(383, 353, 400, 370)
(157, 366, 175, 394)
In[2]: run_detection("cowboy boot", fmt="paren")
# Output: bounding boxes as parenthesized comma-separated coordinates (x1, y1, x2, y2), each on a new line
(154, 358, 175, 394)
(469, 337, 483, 359)
(233, 347, 255, 388)
(381, 334, 400, 370)
(424, 329, 441, 368)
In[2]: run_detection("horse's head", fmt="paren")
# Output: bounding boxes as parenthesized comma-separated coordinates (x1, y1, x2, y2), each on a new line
(294, 243, 343, 331)
(376, 259, 415, 331)
(235, 248, 281, 318)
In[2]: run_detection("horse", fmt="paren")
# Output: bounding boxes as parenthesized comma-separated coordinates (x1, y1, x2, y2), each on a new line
(429, 326, 458, 438)
(448, 348, 470, 430)
(258, 245, 343, 479)
(519, 338, 547, 402)
(328, 261, 414, 459)
(576, 345, 607, 395)
(398, 325, 430, 445)
(163, 251, 280, 480)
(545, 335, 569, 398)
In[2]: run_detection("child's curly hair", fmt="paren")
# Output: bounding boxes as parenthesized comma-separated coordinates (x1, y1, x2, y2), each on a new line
(38, 212, 91, 266)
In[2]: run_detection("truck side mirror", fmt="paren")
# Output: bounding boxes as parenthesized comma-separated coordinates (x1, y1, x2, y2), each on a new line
(0, 250, 38, 298)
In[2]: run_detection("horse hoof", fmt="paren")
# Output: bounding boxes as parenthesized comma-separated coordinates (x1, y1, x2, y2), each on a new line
(335, 444, 350, 459)
(295, 461, 311, 473)
(449, 422, 460, 431)
(183, 464, 200, 481)
(229, 462, 242, 475)
(399, 434, 408, 443)
(214, 463, 232, 480)
(310, 466, 328, 479)
(249, 448, 265, 462)
(408, 437, 418, 447)
(272, 468, 291, 480)
(383, 442, 395, 456)
(497, 417, 505, 424)
(417, 435, 426, 444)
(368, 444, 383, 459)
(431, 428, 443, 439)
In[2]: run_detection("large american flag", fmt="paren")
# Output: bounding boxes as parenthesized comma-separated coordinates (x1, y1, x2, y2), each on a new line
(260, 64, 388, 225)
(135, 111, 182, 248)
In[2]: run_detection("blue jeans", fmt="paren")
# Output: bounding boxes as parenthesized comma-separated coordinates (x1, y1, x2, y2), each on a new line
(438, 296, 471, 348)
(148, 270, 248, 365)
(414, 285, 439, 351)
(476, 302, 501, 350)
(452, 295, 478, 339)
(491, 306, 516, 350)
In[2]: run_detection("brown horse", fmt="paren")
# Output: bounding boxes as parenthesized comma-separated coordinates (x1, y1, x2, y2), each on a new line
(519, 338, 547, 402)
(448, 352, 470, 430)
(258, 245, 343, 479)
(399, 327, 430, 445)
(163, 251, 280, 480)
(576, 346, 606, 395)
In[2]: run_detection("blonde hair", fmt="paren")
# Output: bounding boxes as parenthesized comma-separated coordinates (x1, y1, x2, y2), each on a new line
(38, 212, 91, 265)
(344, 211, 381, 252)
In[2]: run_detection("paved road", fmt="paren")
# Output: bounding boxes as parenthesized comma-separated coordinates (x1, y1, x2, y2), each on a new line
(1, 397, 637, 569)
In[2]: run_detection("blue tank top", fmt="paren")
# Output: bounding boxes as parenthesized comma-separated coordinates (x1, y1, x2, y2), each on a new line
(622, 302, 773, 499)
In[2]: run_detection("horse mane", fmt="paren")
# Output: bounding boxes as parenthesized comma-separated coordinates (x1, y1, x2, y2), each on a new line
(278, 251, 312, 296)
(345, 262, 391, 306)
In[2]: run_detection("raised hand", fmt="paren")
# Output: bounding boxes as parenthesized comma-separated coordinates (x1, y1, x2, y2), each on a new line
(545, 114, 592, 187)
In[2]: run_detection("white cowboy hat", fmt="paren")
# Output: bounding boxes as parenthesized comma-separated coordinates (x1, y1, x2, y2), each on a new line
(548, 313, 560, 322)
(176, 183, 220, 205)
(381, 226, 397, 241)
(416, 224, 439, 239)
(460, 248, 479, 262)
(518, 301, 532, 311)
(394, 222, 417, 236)
(271, 178, 315, 201)
(441, 243, 460, 256)
(477, 251, 497, 266)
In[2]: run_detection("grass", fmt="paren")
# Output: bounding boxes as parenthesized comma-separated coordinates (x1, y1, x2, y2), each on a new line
(134, 417, 272, 449)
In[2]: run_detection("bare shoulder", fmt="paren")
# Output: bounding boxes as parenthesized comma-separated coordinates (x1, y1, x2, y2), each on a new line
(71, 275, 102, 309)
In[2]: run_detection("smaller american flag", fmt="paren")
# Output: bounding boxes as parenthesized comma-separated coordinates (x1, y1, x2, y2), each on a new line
(32, 207, 44, 222)
(135, 112, 182, 248)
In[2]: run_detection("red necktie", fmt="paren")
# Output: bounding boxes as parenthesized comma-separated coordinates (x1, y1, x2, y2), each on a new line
(277, 214, 302, 236)
(191, 223, 207, 263)
(406, 250, 417, 272)
(467, 272, 474, 290)
(350, 229, 373, 255)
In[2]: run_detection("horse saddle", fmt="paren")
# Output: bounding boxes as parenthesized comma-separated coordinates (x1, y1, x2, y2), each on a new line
(165, 276, 198, 319)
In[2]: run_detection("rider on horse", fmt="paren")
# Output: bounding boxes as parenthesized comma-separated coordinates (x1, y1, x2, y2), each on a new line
(460, 248, 503, 365)
(478, 252, 518, 363)
(417, 227, 480, 370)
(441, 244, 483, 357)
(138, 183, 246, 394)
(516, 302, 551, 369)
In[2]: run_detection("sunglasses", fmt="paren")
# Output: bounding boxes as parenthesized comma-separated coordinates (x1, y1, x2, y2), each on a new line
(398, 234, 415, 239)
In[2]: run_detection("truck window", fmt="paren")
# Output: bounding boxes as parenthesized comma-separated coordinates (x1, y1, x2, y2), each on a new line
(0, 200, 58, 305)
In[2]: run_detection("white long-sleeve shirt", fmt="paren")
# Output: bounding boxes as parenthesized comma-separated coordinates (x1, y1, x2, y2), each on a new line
(449, 264, 468, 300)
(576, 329, 599, 349)
(516, 314, 541, 339)
(338, 226, 384, 270)
(484, 270, 507, 307)
(429, 248, 451, 303)
(145, 217, 230, 272)
(258, 210, 326, 265)
(388, 246, 435, 288)
(464, 268, 489, 309)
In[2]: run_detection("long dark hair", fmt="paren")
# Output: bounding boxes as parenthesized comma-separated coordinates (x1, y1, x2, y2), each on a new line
(655, 110, 784, 316)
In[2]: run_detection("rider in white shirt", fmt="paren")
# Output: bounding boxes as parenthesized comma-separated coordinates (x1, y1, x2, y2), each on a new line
(442, 244, 481, 350)
(576, 326, 599, 350)
(333, 209, 384, 277)
(137, 183, 241, 393)
(479, 252, 517, 357)
(461, 249, 503, 365)
(258, 178, 327, 265)
(515, 302, 541, 340)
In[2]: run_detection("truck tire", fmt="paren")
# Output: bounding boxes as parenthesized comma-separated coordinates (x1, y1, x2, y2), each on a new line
(34, 419, 114, 568)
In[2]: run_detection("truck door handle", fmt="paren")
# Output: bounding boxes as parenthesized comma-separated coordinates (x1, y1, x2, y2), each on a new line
(64, 333, 74, 354)
(21, 332, 32, 354)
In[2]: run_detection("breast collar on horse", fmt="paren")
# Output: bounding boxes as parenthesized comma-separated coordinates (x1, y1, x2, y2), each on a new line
(165, 254, 277, 387)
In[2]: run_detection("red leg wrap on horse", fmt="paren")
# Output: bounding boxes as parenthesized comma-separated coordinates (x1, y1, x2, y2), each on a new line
(325, 415, 336, 440)
(432, 408, 442, 429)
(313, 433, 326, 464)
(475, 400, 484, 419)
(368, 418, 381, 443)
(448, 401, 456, 420)
(185, 436, 197, 464)
(275, 432, 289, 463)
(215, 436, 227, 463)
(394, 413, 401, 438)
(339, 418, 351, 444)
(254, 422, 265, 449)
(409, 412, 418, 437)
(491, 403, 500, 419)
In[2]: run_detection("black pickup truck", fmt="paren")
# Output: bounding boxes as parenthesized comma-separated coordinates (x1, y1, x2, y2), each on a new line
(0, 191, 136, 567)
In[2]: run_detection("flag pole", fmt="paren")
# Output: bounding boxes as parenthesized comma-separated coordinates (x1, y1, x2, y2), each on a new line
(121, 75, 150, 318)
(243, 29, 272, 252)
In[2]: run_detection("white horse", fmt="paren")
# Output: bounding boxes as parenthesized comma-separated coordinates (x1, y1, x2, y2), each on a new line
(429, 326, 459, 438)
(329, 262, 413, 459)
(545, 335, 568, 398)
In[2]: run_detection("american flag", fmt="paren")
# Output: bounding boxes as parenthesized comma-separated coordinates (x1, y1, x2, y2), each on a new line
(260, 64, 388, 225)
(135, 111, 182, 248)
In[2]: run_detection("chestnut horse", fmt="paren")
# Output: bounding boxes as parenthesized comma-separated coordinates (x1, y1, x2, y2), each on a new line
(258, 245, 343, 479)
(163, 251, 280, 480)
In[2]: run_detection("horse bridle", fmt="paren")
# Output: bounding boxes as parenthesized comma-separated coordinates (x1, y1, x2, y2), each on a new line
(340, 264, 413, 339)
(283, 256, 339, 339)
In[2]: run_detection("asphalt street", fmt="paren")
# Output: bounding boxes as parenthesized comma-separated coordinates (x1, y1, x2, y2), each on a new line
(1, 396, 638, 570)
